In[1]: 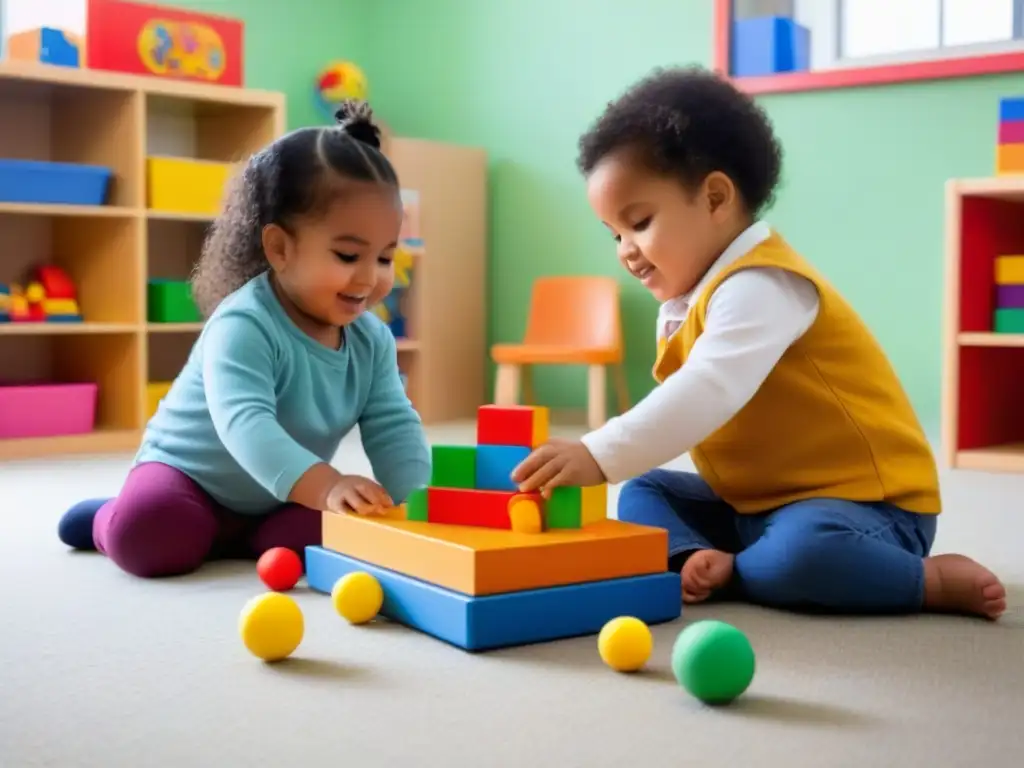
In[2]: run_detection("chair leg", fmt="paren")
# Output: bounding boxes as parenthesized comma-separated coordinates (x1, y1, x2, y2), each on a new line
(521, 365, 535, 405)
(587, 364, 607, 430)
(613, 363, 630, 414)
(494, 364, 521, 405)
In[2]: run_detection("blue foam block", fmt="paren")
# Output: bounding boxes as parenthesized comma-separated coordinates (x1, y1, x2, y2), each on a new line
(1000, 97, 1024, 122)
(474, 444, 530, 491)
(306, 546, 682, 651)
(39, 28, 81, 68)
(731, 16, 810, 77)
(0, 159, 111, 205)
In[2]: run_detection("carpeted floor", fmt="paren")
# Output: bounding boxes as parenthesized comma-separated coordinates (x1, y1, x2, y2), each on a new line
(1, 423, 1022, 767)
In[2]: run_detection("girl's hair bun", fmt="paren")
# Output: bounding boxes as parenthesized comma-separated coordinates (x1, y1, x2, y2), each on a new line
(334, 100, 381, 149)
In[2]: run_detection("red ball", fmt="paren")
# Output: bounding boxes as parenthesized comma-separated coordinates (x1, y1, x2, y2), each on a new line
(256, 547, 303, 591)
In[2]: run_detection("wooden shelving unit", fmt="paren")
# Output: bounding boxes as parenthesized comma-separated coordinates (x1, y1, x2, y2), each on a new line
(0, 61, 285, 461)
(942, 176, 1024, 472)
(0, 62, 489, 460)
(383, 137, 488, 424)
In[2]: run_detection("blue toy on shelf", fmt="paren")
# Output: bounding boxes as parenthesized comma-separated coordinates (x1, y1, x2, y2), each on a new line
(0, 160, 111, 205)
(731, 16, 810, 77)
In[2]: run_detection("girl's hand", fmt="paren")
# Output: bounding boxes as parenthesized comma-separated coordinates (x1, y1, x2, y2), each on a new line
(511, 439, 606, 496)
(326, 475, 393, 515)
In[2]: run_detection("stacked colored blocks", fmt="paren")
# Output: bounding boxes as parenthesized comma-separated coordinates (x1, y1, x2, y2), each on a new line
(997, 97, 1024, 175)
(994, 256, 1024, 332)
(306, 404, 682, 650)
(412, 405, 604, 532)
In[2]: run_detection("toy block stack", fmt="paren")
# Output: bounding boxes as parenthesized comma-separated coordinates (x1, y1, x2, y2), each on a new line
(994, 255, 1024, 333)
(997, 97, 1024, 175)
(305, 405, 682, 651)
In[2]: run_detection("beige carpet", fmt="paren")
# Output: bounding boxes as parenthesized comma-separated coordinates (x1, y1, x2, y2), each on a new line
(2, 423, 1022, 768)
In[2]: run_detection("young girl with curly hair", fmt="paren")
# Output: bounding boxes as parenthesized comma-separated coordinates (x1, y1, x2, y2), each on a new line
(57, 102, 430, 579)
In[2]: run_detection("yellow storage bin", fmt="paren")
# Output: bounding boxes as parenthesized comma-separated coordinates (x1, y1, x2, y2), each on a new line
(146, 381, 173, 420)
(147, 156, 233, 216)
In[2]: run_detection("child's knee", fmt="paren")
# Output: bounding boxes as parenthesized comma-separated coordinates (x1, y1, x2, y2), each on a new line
(103, 500, 215, 578)
(616, 473, 662, 523)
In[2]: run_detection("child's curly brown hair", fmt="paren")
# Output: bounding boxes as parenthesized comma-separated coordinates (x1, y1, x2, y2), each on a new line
(191, 100, 398, 317)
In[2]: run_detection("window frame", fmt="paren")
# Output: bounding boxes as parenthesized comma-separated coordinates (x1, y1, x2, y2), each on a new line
(715, 0, 1024, 94)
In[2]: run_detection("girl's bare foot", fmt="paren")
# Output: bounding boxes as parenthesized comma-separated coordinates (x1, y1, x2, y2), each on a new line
(681, 549, 735, 604)
(923, 553, 1006, 620)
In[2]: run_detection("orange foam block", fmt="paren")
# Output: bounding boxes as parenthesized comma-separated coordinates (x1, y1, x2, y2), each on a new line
(997, 142, 1024, 175)
(321, 509, 668, 596)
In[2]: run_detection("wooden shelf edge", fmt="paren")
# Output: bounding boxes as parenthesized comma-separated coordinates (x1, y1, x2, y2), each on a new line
(0, 202, 140, 218)
(0, 60, 285, 109)
(147, 323, 204, 333)
(0, 429, 140, 461)
(954, 444, 1024, 473)
(947, 176, 1024, 198)
(0, 323, 139, 336)
(147, 210, 216, 223)
(957, 332, 1024, 347)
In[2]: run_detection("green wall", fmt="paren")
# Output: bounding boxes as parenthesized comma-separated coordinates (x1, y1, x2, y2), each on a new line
(172, 0, 1018, 431)
(168, 0, 366, 128)
(359, 0, 1020, 431)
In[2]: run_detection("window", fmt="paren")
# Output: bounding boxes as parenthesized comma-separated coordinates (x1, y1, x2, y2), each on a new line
(720, 0, 1024, 93)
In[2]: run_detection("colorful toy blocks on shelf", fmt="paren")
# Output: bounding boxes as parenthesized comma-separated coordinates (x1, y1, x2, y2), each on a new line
(997, 97, 1024, 175)
(0, 266, 82, 323)
(994, 255, 1024, 332)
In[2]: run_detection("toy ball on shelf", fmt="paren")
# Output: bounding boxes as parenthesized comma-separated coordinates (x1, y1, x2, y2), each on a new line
(316, 61, 369, 122)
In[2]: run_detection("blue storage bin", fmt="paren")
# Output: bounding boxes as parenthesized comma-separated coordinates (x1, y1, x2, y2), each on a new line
(732, 16, 810, 77)
(0, 159, 112, 205)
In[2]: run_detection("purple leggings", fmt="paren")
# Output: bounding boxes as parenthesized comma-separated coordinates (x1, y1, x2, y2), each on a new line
(94, 462, 321, 578)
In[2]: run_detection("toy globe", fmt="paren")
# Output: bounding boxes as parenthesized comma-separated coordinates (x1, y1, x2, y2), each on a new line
(671, 620, 755, 704)
(316, 60, 369, 122)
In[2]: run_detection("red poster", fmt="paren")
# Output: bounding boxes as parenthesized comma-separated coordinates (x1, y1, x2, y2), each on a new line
(86, 0, 244, 86)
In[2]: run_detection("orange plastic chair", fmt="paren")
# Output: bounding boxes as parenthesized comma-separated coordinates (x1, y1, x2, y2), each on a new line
(491, 276, 630, 429)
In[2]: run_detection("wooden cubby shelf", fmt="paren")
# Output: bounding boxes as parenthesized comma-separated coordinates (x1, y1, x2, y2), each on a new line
(0, 62, 285, 461)
(0, 62, 489, 460)
(943, 176, 1024, 472)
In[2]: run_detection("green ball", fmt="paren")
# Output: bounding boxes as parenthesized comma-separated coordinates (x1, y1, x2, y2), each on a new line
(671, 620, 755, 704)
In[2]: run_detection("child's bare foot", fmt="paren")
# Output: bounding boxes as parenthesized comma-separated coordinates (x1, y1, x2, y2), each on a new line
(923, 554, 1006, 620)
(681, 549, 734, 604)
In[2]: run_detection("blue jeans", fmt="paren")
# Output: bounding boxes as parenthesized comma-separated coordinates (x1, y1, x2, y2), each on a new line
(618, 469, 938, 613)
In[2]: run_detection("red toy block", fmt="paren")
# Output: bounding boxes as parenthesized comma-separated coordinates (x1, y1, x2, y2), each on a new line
(427, 487, 543, 530)
(476, 405, 549, 448)
(36, 266, 76, 300)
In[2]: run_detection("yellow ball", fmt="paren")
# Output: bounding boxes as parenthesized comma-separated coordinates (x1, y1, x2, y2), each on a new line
(239, 592, 304, 662)
(331, 571, 384, 624)
(598, 616, 653, 672)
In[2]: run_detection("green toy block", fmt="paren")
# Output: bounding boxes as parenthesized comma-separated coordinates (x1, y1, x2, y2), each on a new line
(994, 308, 1024, 333)
(405, 487, 428, 521)
(148, 279, 201, 323)
(430, 445, 476, 488)
(545, 486, 582, 529)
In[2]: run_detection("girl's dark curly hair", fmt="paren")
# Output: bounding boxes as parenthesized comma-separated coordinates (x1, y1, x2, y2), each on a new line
(577, 66, 783, 217)
(191, 100, 398, 317)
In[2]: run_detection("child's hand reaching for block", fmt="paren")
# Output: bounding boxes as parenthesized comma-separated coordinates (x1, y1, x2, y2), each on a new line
(512, 439, 606, 496)
(326, 475, 393, 515)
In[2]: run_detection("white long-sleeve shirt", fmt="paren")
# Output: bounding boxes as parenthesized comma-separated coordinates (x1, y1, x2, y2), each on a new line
(580, 221, 821, 484)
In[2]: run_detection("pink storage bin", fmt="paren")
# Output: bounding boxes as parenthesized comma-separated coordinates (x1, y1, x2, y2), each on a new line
(0, 382, 98, 439)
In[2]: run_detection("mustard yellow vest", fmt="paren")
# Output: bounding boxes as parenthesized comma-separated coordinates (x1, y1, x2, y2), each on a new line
(655, 232, 941, 515)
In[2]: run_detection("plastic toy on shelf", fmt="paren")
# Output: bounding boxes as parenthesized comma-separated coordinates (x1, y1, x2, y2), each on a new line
(304, 404, 682, 651)
(370, 244, 414, 338)
(1, 266, 82, 323)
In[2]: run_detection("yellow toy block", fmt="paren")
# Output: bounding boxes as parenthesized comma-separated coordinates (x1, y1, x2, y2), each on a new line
(320, 508, 667, 596)
(995, 255, 1024, 284)
(147, 156, 233, 216)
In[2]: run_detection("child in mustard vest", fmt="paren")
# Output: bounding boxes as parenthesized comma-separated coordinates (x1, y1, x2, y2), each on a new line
(512, 66, 1005, 620)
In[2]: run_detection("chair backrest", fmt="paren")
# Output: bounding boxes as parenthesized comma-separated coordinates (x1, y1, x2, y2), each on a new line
(522, 276, 622, 350)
